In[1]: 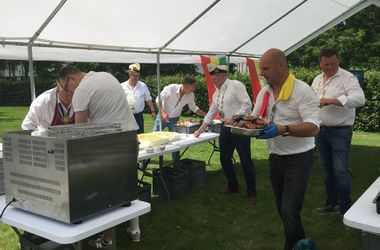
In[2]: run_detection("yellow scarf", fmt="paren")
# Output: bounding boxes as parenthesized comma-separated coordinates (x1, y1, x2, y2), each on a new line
(277, 73, 295, 101)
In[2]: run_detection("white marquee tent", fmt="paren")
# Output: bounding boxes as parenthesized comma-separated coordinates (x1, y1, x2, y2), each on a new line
(0, 0, 379, 99)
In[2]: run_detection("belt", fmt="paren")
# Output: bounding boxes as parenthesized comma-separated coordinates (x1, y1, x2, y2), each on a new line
(320, 126, 352, 130)
(133, 112, 143, 115)
(270, 149, 314, 159)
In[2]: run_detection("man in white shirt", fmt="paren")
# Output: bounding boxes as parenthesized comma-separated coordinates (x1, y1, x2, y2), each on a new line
(311, 48, 365, 215)
(252, 48, 320, 250)
(194, 64, 257, 205)
(154, 76, 206, 131)
(154, 76, 206, 162)
(57, 64, 138, 248)
(22, 83, 75, 130)
(57, 64, 138, 131)
(121, 63, 156, 134)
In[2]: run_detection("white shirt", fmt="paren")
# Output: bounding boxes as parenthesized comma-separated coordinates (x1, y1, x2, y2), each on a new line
(204, 78, 252, 124)
(120, 80, 152, 113)
(73, 71, 138, 131)
(156, 84, 200, 118)
(311, 68, 365, 127)
(22, 87, 73, 130)
(252, 79, 320, 155)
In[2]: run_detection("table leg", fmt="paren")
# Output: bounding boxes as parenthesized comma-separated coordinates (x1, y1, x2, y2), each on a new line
(207, 139, 219, 165)
(112, 227, 116, 250)
(75, 241, 82, 250)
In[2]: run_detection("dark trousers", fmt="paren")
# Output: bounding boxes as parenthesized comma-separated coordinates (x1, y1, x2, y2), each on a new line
(269, 149, 313, 250)
(219, 125, 256, 195)
(134, 112, 144, 134)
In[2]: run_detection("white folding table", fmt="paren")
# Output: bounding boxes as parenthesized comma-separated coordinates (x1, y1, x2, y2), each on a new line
(137, 132, 219, 199)
(344, 176, 380, 249)
(0, 195, 150, 249)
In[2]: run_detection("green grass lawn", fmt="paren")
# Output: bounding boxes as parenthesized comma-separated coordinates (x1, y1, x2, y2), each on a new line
(0, 106, 379, 249)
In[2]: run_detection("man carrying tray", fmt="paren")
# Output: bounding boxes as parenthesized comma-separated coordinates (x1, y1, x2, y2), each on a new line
(194, 63, 257, 205)
(252, 48, 320, 250)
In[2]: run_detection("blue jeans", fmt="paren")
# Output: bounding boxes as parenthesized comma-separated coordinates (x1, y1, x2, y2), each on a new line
(269, 149, 313, 250)
(315, 126, 352, 214)
(219, 125, 256, 195)
(153, 116, 180, 163)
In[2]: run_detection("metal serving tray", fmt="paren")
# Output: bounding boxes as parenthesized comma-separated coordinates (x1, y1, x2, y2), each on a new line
(230, 126, 263, 137)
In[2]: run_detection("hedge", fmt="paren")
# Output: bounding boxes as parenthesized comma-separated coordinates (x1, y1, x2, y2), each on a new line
(0, 70, 379, 132)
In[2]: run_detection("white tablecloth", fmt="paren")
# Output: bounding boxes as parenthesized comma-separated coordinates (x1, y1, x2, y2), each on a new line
(0, 195, 150, 244)
(344, 176, 380, 234)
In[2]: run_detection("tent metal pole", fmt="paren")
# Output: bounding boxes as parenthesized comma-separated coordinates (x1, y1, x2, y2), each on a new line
(156, 53, 162, 131)
(26, 0, 67, 102)
(27, 45, 36, 101)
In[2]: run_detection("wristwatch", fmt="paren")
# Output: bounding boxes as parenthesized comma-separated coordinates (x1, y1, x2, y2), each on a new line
(282, 125, 291, 137)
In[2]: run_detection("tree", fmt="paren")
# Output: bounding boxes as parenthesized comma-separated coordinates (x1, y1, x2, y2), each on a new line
(287, 5, 380, 70)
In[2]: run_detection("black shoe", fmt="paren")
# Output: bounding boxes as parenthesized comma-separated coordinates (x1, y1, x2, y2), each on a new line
(313, 204, 339, 214)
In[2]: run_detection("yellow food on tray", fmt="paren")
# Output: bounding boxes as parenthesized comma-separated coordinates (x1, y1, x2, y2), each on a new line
(176, 119, 200, 127)
(138, 131, 182, 148)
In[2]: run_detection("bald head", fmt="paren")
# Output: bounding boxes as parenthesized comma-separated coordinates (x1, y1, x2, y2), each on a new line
(262, 48, 288, 67)
(259, 48, 289, 87)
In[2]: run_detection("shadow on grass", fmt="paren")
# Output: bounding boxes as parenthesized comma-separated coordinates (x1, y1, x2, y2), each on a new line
(120, 144, 379, 250)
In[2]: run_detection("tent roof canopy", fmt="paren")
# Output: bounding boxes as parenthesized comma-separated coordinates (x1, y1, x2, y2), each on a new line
(1, 0, 379, 63)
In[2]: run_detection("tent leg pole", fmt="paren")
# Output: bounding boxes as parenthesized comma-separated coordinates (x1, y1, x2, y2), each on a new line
(27, 45, 36, 102)
(156, 53, 162, 131)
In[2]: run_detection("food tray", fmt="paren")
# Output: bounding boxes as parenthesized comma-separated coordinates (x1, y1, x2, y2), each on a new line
(230, 127, 263, 137)
(174, 124, 200, 134)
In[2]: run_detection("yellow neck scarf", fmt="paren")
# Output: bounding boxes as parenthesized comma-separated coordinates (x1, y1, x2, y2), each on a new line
(277, 73, 295, 101)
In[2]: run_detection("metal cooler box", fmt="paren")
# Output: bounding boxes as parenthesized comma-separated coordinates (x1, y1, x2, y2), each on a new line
(2, 123, 138, 224)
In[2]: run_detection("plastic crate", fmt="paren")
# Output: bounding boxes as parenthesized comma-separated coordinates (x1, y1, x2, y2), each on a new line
(174, 124, 200, 134)
(209, 123, 221, 133)
(0, 159, 4, 195)
(153, 166, 190, 199)
(175, 158, 206, 189)
(363, 232, 380, 250)
(138, 180, 151, 203)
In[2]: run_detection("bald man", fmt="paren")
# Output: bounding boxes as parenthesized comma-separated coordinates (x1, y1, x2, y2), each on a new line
(252, 48, 320, 250)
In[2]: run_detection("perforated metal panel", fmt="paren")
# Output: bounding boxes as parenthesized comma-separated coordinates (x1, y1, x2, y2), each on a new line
(3, 125, 138, 223)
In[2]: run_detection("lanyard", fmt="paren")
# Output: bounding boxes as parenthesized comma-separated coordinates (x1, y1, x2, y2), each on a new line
(217, 83, 228, 118)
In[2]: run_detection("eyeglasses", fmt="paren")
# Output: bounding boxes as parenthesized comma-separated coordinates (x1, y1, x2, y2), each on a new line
(58, 77, 71, 92)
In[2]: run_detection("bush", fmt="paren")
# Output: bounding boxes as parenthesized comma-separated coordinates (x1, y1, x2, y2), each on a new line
(354, 71, 380, 132)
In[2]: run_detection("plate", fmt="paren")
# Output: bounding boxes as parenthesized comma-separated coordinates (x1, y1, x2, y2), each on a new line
(230, 126, 263, 137)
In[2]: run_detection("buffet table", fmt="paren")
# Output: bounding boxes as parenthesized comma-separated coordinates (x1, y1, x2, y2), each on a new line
(137, 132, 219, 199)
(344, 177, 380, 249)
(137, 132, 219, 163)
(0, 195, 150, 250)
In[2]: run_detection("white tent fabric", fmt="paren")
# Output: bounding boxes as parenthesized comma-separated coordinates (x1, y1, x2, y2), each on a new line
(1, 0, 379, 63)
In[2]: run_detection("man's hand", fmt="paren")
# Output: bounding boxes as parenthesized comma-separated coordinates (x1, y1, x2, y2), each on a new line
(257, 124, 280, 139)
(320, 97, 342, 107)
(194, 129, 202, 138)
(161, 111, 169, 122)
(151, 111, 157, 120)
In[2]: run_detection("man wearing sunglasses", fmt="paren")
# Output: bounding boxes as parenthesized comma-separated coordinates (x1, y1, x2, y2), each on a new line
(22, 81, 75, 130)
